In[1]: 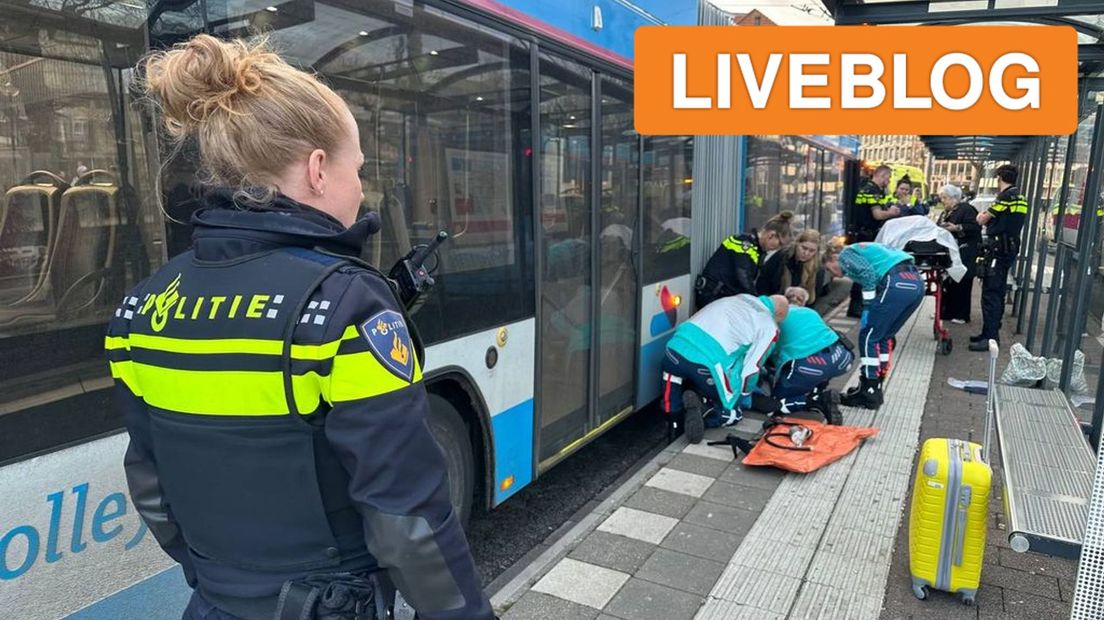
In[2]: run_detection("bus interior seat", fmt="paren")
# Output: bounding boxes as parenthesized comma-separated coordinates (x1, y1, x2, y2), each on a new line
(378, 185, 412, 270)
(0, 172, 68, 307)
(49, 172, 121, 318)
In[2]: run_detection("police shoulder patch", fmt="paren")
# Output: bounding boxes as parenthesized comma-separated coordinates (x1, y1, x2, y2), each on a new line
(359, 310, 415, 382)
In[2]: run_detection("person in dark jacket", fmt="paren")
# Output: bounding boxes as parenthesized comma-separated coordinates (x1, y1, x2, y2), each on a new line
(694, 211, 793, 310)
(847, 165, 896, 317)
(757, 229, 822, 305)
(970, 164, 1028, 351)
(935, 184, 981, 324)
(109, 35, 492, 620)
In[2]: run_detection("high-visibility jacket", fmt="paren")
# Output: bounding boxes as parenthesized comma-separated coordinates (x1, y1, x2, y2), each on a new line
(773, 307, 840, 368)
(851, 180, 889, 235)
(839, 242, 914, 292)
(985, 185, 1028, 247)
(666, 294, 778, 411)
(105, 188, 492, 620)
(696, 232, 763, 303)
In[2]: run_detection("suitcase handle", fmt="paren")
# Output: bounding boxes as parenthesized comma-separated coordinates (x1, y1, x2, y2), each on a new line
(954, 485, 972, 567)
(982, 340, 999, 463)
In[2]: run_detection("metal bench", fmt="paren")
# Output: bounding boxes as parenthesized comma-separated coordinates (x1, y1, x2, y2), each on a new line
(994, 384, 1096, 558)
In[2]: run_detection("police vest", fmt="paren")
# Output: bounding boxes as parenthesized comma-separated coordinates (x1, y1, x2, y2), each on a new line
(107, 248, 382, 576)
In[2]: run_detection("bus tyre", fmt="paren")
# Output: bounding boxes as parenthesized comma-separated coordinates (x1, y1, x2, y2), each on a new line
(427, 393, 476, 525)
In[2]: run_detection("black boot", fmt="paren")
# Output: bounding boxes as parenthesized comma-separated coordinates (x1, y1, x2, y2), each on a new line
(840, 376, 883, 410)
(969, 333, 985, 343)
(750, 392, 783, 415)
(682, 391, 705, 444)
(814, 389, 843, 425)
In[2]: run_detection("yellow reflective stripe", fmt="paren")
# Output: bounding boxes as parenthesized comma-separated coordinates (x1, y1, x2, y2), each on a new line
(109, 360, 142, 396)
(131, 363, 290, 415)
(105, 326, 362, 360)
(105, 336, 129, 351)
(327, 351, 423, 403)
(990, 202, 1009, 213)
(129, 333, 282, 355)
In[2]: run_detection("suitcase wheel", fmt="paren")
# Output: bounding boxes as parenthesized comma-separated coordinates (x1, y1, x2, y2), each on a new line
(961, 593, 975, 606)
(912, 584, 929, 601)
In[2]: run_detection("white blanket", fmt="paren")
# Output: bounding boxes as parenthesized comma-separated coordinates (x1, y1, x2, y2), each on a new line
(875, 215, 968, 282)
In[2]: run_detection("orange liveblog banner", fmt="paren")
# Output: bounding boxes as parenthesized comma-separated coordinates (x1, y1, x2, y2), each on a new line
(634, 26, 1078, 136)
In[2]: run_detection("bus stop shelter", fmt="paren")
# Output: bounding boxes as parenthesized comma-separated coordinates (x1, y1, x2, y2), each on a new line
(822, 2, 1104, 618)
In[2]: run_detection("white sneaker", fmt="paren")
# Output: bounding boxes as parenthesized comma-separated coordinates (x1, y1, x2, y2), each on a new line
(951, 319, 966, 325)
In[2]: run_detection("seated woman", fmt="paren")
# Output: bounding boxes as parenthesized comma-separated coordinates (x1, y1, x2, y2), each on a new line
(757, 229, 822, 305)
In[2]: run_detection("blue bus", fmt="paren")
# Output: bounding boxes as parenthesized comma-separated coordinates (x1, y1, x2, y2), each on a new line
(0, 0, 697, 615)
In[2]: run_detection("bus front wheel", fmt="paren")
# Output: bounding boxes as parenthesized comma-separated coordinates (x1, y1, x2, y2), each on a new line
(427, 393, 476, 525)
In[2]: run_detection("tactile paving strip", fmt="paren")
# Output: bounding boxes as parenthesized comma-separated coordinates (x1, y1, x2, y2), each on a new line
(695, 299, 937, 620)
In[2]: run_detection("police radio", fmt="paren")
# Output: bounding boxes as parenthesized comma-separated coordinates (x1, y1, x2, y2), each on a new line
(389, 230, 448, 311)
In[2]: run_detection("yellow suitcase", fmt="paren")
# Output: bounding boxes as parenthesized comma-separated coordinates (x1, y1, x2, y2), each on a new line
(908, 437, 991, 604)
(908, 340, 997, 605)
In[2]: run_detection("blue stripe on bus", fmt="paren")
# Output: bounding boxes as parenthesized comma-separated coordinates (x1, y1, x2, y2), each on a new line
(491, 399, 535, 505)
(66, 566, 190, 619)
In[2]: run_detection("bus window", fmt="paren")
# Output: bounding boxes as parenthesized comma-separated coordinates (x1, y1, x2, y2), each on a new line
(597, 75, 638, 419)
(538, 54, 592, 460)
(0, 2, 162, 462)
(642, 136, 692, 284)
(216, 0, 536, 345)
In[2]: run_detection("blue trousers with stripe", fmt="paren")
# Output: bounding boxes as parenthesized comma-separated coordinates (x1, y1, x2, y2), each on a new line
(773, 342, 854, 410)
(859, 264, 925, 379)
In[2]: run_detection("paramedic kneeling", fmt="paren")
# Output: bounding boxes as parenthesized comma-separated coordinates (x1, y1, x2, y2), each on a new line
(661, 294, 789, 444)
(767, 306, 854, 425)
(838, 243, 925, 410)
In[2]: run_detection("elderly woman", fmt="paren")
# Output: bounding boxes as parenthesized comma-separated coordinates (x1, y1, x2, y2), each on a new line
(757, 229, 822, 304)
(936, 184, 982, 324)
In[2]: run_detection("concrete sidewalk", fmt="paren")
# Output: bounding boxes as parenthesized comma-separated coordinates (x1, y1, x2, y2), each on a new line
(490, 296, 1079, 619)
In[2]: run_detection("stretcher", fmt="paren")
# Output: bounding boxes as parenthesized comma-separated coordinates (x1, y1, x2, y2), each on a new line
(904, 239, 953, 355)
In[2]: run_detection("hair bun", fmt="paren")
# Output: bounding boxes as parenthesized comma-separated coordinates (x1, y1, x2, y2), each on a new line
(144, 35, 277, 137)
(777, 210, 794, 221)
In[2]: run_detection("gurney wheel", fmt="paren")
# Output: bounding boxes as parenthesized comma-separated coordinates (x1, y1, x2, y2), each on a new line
(912, 584, 929, 601)
(939, 338, 953, 355)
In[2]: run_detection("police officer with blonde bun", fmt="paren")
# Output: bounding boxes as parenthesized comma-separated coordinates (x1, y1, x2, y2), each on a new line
(106, 35, 492, 620)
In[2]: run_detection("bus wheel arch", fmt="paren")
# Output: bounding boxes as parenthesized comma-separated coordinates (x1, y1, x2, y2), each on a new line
(426, 372, 495, 519)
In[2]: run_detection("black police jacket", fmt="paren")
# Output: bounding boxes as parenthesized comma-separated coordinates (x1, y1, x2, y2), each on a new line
(851, 179, 888, 236)
(985, 185, 1028, 243)
(698, 232, 763, 300)
(105, 189, 492, 620)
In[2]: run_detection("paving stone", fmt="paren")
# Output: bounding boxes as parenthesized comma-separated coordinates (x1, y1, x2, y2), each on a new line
(667, 452, 729, 478)
(660, 521, 743, 563)
(683, 500, 759, 536)
(701, 480, 776, 512)
(502, 591, 599, 620)
(718, 461, 786, 491)
(996, 547, 1078, 581)
(597, 506, 679, 545)
(531, 558, 629, 610)
(602, 577, 704, 620)
(568, 530, 657, 575)
(644, 467, 715, 498)
(623, 486, 697, 519)
(980, 565, 1061, 601)
(1002, 588, 1072, 617)
(635, 548, 725, 596)
(682, 441, 735, 462)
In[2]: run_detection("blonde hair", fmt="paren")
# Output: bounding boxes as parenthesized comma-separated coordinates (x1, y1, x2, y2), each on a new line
(780, 229, 821, 304)
(762, 210, 794, 241)
(142, 34, 349, 202)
